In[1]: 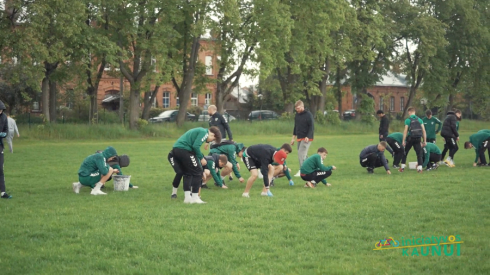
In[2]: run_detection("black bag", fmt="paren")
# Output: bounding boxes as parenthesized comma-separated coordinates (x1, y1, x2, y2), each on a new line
(409, 117, 423, 138)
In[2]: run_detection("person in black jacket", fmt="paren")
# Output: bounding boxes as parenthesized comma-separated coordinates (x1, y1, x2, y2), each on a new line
(440, 110, 461, 167)
(207, 105, 232, 140)
(242, 143, 292, 198)
(359, 142, 392, 174)
(377, 110, 393, 155)
(290, 100, 314, 177)
(0, 100, 11, 199)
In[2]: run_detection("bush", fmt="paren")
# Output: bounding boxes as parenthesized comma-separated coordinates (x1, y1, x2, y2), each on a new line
(137, 118, 149, 129)
(187, 106, 203, 117)
(358, 94, 376, 125)
(315, 110, 327, 125)
(279, 112, 293, 121)
(326, 110, 341, 126)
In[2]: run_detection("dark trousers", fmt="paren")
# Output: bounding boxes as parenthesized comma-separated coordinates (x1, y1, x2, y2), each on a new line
(380, 133, 394, 154)
(441, 137, 458, 160)
(0, 147, 5, 192)
(424, 153, 442, 169)
(427, 138, 436, 144)
(478, 139, 490, 164)
(402, 137, 423, 165)
(301, 170, 332, 184)
(168, 148, 203, 193)
(386, 137, 405, 166)
(360, 153, 388, 169)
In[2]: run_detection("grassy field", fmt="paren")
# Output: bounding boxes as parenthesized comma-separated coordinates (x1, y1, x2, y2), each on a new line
(1, 131, 489, 274)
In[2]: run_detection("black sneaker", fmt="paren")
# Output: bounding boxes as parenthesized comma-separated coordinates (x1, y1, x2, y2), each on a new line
(270, 179, 275, 187)
(367, 168, 374, 174)
(1, 193, 12, 199)
(393, 165, 400, 169)
(100, 185, 105, 189)
(228, 176, 233, 181)
(171, 194, 177, 199)
(201, 184, 209, 189)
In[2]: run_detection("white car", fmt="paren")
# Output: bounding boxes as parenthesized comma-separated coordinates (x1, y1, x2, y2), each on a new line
(198, 111, 236, 122)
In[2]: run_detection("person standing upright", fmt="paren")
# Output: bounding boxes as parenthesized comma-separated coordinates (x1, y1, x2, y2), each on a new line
(0, 101, 12, 199)
(207, 105, 232, 140)
(291, 100, 314, 177)
(440, 109, 461, 167)
(6, 114, 19, 153)
(422, 110, 442, 144)
(377, 110, 393, 155)
(399, 107, 427, 173)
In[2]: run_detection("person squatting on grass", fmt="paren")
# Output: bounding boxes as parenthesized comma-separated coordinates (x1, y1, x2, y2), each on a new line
(208, 140, 246, 187)
(300, 147, 336, 188)
(386, 132, 405, 169)
(422, 110, 442, 144)
(440, 109, 461, 167)
(465, 130, 490, 167)
(168, 126, 221, 204)
(204, 105, 233, 151)
(377, 110, 393, 155)
(290, 100, 314, 177)
(423, 143, 442, 171)
(74, 146, 120, 195)
(241, 143, 292, 197)
(0, 100, 12, 199)
(359, 142, 391, 175)
(198, 154, 229, 197)
(260, 147, 294, 187)
(400, 107, 427, 173)
(6, 113, 19, 153)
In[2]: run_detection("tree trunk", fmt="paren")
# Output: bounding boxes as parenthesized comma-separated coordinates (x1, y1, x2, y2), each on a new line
(89, 91, 98, 124)
(216, 83, 226, 113)
(176, 36, 200, 127)
(402, 86, 417, 118)
(446, 94, 455, 114)
(318, 80, 327, 112)
(141, 86, 159, 120)
(128, 87, 141, 129)
(41, 77, 50, 122)
(335, 68, 343, 117)
(49, 80, 57, 122)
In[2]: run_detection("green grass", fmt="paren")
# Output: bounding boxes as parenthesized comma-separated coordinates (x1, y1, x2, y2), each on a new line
(1, 133, 489, 274)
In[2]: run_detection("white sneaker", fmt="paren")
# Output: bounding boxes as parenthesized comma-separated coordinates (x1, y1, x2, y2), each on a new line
(191, 197, 206, 204)
(72, 182, 82, 194)
(242, 193, 250, 198)
(131, 186, 139, 189)
(294, 171, 301, 177)
(184, 197, 193, 204)
(258, 172, 264, 179)
(261, 192, 268, 196)
(90, 189, 107, 195)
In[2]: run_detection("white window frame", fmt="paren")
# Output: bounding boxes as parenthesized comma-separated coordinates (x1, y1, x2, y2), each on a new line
(205, 56, 213, 75)
(176, 97, 180, 107)
(400, 97, 405, 112)
(379, 96, 384, 111)
(163, 92, 170, 108)
(390, 96, 395, 111)
(191, 93, 198, 106)
(205, 93, 212, 105)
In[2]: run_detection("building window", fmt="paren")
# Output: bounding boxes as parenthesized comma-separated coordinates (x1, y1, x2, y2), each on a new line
(191, 93, 198, 106)
(379, 96, 384, 111)
(176, 97, 180, 107)
(390, 96, 395, 111)
(32, 102, 40, 111)
(205, 56, 213, 75)
(163, 92, 170, 108)
(205, 93, 212, 105)
(400, 97, 405, 111)
(104, 63, 111, 71)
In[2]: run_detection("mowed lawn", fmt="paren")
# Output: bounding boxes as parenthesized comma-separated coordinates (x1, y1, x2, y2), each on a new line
(1, 133, 489, 274)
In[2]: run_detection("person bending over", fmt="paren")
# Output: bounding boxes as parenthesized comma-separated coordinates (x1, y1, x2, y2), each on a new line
(359, 142, 391, 175)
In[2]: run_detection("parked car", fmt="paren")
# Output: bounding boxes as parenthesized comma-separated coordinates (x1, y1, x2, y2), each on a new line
(248, 110, 279, 121)
(343, 109, 356, 120)
(198, 111, 236, 122)
(149, 110, 197, 123)
(323, 110, 340, 116)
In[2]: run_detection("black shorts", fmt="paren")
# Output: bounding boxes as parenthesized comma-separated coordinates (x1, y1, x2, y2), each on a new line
(168, 148, 203, 176)
(242, 154, 259, 171)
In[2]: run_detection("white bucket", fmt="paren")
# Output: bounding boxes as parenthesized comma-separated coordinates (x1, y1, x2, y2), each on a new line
(113, 175, 131, 191)
(408, 162, 417, 170)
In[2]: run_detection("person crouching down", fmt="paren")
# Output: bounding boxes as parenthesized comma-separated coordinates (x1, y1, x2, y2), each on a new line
(199, 154, 229, 197)
(359, 142, 391, 174)
(300, 147, 336, 188)
(74, 146, 120, 195)
(423, 143, 442, 171)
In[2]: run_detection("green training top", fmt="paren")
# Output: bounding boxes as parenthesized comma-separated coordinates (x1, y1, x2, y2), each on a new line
(404, 115, 424, 138)
(422, 143, 442, 167)
(422, 116, 442, 140)
(300, 154, 332, 175)
(78, 146, 118, 177)
(210, 144, 241, 178)
(173, 128, 208, 160)
(470, 131, 490, 163)
(206, 159, 223, 187)
(387, 132, 403, 144)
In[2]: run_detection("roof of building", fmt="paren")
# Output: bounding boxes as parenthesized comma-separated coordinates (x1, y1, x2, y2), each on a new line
(376, 72, 408, 87)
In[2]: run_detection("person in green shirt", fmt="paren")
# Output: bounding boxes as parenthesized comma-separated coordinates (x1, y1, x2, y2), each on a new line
(400, 107, 427, 173)
(168, 126, 221, 204)
(209, 140, 246, 185)
(300, 147, 336, 188)
(422, 143, 442, 170)
(74, 146, 120, 195)
(464, 130, 490, 166)
(386, 132, 405, 168)
(422, 110, 442, 143)
(198, 154, 229, 197)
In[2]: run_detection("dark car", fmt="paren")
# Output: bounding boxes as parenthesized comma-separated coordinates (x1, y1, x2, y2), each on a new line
(248, 110, 279, 121)
(149, 110, 197, 123)
(343, 109, 356, 120)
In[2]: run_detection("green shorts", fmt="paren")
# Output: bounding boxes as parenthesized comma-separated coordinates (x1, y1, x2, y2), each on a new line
(79, 172, 102, 188)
